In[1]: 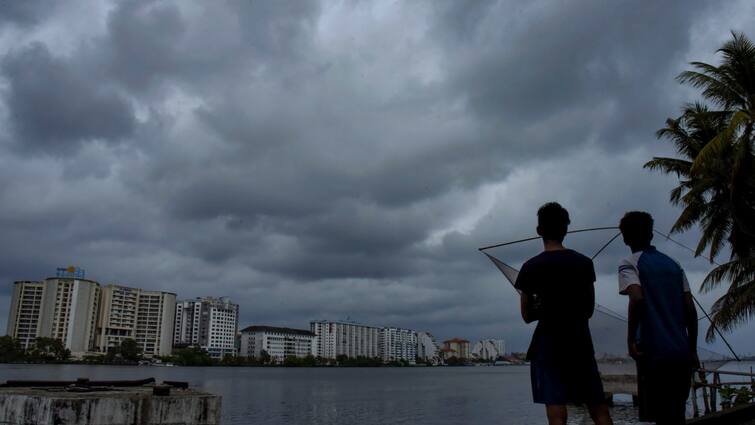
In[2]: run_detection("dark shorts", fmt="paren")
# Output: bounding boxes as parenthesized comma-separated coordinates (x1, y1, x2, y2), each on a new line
(636, 359, 692, 424)
(530, 356, 605, 405)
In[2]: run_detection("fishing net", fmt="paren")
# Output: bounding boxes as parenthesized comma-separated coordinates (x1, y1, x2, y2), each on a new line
(482, 228, 734, 371)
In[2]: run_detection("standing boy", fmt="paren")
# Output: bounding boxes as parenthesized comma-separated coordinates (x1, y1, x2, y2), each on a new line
(515, 202, 612, 425)
(618, 211, 699, 424)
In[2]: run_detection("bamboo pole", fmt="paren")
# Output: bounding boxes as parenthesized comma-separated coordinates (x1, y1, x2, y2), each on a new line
(691, 372, 700, 418)
(699, 369, 711, 415)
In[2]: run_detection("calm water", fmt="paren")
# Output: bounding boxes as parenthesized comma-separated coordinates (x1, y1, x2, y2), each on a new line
(0, 363, 654, 425)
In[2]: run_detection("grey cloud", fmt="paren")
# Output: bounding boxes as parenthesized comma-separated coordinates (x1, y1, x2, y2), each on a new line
(1, 43, 135, 155)
(0, 1, 54, 27)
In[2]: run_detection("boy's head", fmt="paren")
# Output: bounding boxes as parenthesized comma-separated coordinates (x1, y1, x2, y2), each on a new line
(619, 211, 654, 250)
(536, 202, 570, 243)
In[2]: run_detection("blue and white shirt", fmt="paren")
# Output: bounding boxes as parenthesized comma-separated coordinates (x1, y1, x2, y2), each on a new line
(618, 246, 691, 363)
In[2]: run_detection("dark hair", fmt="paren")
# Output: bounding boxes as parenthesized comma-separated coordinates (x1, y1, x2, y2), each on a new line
(619, 211, 654, 248)
(537, 202, 570, 242)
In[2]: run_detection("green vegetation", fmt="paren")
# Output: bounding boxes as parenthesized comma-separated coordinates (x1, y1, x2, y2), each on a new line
(0, 335, 23, 362)
(647, 32, 755, 340)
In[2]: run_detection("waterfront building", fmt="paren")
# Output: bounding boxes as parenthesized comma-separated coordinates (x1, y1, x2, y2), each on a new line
(6, 281, 46, 350)
(416, 332, 440, 364)
(310, 320, 380, 359)
(6, 268, 100, 355)
(97, 285, 176, 357)
(174, 297, 239, 358)
(472, 339, 503, 361)
(239, 325, 315, 362)
(379, 327, 417, 363)
(441, 338, 470, 360)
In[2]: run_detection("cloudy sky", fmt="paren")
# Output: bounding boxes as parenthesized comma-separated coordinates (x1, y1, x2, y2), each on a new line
(1, 0, 753, 355)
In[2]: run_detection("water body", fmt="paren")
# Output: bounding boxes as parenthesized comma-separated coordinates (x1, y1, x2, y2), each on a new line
(0, 363, 657, 425)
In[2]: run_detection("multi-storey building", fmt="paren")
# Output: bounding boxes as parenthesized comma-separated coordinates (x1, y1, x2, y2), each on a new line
(239, 325, 315, 362)
(97, 285, 176, 357)
(173, 297, 239, 358)
(6, 281, 46, 350)
(97, 285, 139, 352)
(471, 339, 503, 361)
(416, 331, 440, 363)
(379, 327, 417, 363)
(310, 320, 380, 359)
(7, 269, 101, 356)
(441, 338, 470, 360)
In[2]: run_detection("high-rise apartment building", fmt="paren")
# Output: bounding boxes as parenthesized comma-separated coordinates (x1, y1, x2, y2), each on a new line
(174, 297, 239, 358)
(239, 325, 315, 362)
(98, 285, 176, 357)
(7, 268, 176, 357)
(416, 331, 440, 363)
(6, 281, 46, 350)
(310, 320, 380, 359)
(379, 327, 417, 363)
(7, 270, 100, 355)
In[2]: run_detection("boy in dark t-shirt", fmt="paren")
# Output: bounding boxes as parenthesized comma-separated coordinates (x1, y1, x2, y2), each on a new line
(514, 203, 612, 425)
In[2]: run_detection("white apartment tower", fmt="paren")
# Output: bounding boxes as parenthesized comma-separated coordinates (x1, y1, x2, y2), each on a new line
(310, 320, 380, 359)
(379, 327, 417, 363)
(6, 270, 100, 356)
(239, 326, 315, 362)
(174, 297, 239, 358)
(416, 332, 440, 363)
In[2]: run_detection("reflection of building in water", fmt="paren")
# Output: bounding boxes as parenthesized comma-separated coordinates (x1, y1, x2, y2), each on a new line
(441, 338, 470, 359)
(379, 327, 417, 363)
(417, 332, 440, 364)
(239, 325, 315, 362)
(471, 339, 506, 360)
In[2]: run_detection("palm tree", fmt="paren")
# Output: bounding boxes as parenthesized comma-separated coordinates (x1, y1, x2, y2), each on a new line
(647, 32, 755, 341)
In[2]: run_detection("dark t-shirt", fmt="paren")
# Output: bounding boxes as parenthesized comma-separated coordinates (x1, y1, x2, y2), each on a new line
(514, 249, 597, 362)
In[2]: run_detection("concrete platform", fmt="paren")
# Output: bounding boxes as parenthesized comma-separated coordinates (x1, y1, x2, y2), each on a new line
(0, 382, 221, 425)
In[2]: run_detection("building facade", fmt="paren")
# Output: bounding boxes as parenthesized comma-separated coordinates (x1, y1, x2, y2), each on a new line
(379, 327, 417, 363)
(174, 297, 239, 358)
(6, 272, 101, 355)
(441, 338, 470, 360)
(310, 320, 380, 359)
(416, 332, 440, 364)
(97, 285, 176, 357)
(239, 326, 315, 362)
(6, 281, 46, 350)
(471, 339, 502, 361)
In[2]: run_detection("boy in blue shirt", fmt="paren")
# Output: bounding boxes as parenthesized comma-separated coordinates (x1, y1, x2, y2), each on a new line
(618, 211, 699, 424)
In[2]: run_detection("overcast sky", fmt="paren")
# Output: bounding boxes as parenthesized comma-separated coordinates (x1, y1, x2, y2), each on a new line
(1, 0, 753, 356)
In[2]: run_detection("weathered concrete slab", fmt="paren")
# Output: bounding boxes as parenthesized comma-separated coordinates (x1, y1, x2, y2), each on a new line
(0, 386, 221, 425)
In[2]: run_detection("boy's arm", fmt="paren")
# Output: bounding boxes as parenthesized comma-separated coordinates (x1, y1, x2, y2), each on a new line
(515, 265, 538, 324)
(520, 293, 538, 324)
(625, 284, 644, 360)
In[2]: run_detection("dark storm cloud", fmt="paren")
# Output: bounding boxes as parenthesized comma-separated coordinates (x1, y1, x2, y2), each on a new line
(0, 0, 753, 354)
(1, 43, 136, 155)
(0, 1, 54, 27)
